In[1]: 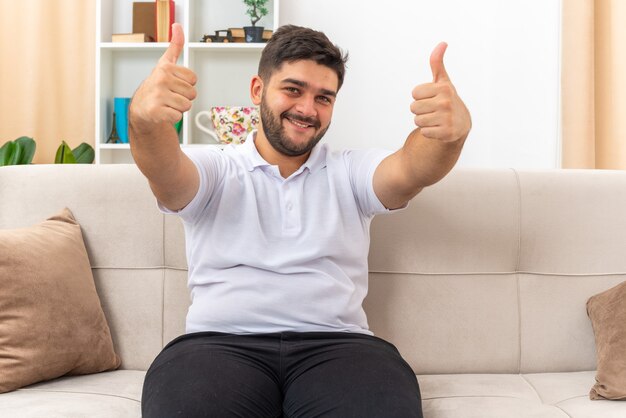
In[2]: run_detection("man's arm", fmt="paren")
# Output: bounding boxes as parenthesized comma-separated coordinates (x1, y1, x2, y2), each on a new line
(373, 42, 471, 210)
(129, 23, 199, 212)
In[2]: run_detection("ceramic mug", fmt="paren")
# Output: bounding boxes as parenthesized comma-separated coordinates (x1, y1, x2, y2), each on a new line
(195, 106, 259, 145)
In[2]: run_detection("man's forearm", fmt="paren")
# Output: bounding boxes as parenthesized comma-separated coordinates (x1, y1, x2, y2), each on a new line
(129, 118, 198, 211)
(129, 119, 182, 185)
(400, 127, 466, 189)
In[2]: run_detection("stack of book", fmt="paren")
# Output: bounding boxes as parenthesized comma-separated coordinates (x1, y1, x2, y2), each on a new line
(111, 0, 174, 43)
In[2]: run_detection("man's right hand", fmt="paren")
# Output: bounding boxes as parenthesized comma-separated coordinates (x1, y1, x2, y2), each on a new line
(130, 23, 197, 133)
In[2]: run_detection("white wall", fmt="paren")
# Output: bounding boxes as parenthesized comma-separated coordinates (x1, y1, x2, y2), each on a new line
(280, 0, 562, 169)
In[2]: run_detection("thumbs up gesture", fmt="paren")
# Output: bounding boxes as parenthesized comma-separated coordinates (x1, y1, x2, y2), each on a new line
(410, 42, 471, 142)
(129, 23, 197, 132)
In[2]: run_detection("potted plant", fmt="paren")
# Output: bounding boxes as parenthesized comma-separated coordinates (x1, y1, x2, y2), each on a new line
(243, 0, 269, 43)
(0, 136, 95, 166)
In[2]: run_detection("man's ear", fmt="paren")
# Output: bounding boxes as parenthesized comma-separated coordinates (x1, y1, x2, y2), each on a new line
(250, 75, 263, 105)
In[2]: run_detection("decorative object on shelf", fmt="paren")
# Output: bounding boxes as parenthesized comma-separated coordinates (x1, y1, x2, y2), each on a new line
(107, 112, 121, 144)
(243, 0, 269, 43)
(133, 1, 156, 42)
(114, 97, 132, 143)
(195, 106, 259, 145)
(55, 142, 95, 164)
(228, 27, 246, 43)
(201, 30, 233, 43)
(0, 136, 36, 166)
(227, 27, 272, 43)
(156, 0, 175, 42)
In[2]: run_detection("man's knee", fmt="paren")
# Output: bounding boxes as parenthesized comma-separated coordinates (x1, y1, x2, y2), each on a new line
(282, 334, 423, 418)
(141, 335, 282, 418)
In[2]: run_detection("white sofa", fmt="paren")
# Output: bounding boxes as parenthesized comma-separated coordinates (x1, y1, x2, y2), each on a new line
(1, 164, 625, 418)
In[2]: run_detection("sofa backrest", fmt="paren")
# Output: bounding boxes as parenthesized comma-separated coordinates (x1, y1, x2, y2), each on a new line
(366, 168, 626, 374)
(2, 165, 624, 374)
(1, 165, 187, 371)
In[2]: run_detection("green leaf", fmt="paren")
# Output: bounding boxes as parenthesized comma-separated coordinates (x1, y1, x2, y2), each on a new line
(0, 136, 37, 166)
(72, 142, 95, 164)
(0, 141, 16, 166)
(9, 141, 23, 165)
(14, 136, 36, 164)
(54, 141, 76, 164)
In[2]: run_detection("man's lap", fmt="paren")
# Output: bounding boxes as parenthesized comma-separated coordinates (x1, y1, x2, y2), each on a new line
(142, 331, 422, 418)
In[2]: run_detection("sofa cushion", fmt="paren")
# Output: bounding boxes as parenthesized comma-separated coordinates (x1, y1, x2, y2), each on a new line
(0, 370, 143, 418)
(586, 280, 626, 400)
(419, 371, 622, 418)
(0, 209, 120, 393)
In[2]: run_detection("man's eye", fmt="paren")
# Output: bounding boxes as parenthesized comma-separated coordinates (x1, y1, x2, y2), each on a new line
(286, 87, 299, 94)
(317, 96, 331, 104)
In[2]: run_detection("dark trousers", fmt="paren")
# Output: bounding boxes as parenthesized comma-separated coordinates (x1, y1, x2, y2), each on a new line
(142, 331, 423, 418)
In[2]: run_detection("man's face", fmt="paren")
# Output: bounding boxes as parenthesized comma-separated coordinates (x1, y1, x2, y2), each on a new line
(258, 60, 339, 157)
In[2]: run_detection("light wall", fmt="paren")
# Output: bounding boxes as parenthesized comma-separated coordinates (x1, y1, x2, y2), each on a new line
(0, 0, 561, 168)
(281, 0, 562, 169)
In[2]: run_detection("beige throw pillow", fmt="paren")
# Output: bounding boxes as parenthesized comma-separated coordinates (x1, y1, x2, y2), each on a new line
(0, 208, 120, 393)
(586, 280, 626, 400)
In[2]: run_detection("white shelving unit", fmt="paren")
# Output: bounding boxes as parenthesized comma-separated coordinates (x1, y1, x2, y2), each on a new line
(95, 0, 280, 164)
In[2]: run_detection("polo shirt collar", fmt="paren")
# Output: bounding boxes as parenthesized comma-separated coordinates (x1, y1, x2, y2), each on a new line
(241, 130, 327, 174)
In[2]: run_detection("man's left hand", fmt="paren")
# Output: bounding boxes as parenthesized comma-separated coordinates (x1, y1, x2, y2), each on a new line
(410, 42, 471, 143)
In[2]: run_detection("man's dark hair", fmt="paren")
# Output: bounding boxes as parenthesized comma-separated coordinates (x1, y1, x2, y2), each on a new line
(258, 25, 349, 90)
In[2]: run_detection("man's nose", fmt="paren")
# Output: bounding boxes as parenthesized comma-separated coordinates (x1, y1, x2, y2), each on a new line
(293, 95, 316, 117)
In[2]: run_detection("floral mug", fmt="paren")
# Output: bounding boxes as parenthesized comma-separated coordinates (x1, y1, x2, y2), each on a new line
(195, 106, 259, 145)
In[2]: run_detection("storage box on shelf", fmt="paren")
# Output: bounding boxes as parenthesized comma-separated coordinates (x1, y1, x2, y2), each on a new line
(95, 0, 279, 164)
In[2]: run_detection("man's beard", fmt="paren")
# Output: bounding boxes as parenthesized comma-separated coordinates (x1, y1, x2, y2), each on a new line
(260, 96, 329, 157)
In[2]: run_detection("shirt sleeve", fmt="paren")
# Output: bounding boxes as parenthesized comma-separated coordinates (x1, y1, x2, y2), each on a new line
(157, 147, 224, 225)
(344, 148, 409, 218)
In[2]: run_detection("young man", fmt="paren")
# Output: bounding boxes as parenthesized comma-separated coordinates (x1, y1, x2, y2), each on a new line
(130, 23, 470, 418)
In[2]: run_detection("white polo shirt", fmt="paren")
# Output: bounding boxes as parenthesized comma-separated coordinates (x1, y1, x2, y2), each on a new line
(161, 132, 399, 335)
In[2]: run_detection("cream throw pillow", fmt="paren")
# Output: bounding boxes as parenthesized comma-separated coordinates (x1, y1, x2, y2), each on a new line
(586, 280, 626, 400)
(0, 208, 120, 393)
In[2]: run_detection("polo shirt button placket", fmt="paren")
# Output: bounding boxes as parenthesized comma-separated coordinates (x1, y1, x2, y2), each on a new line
(282, 180, 300, 233)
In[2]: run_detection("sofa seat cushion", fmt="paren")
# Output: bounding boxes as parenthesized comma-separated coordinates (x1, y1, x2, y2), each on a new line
(0, 370, 144, 418)
(419, 371, 622, 418)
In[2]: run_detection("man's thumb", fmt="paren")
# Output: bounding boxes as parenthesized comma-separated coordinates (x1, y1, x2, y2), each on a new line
(430, 42, 449, 83)
(161, 23, 184, 64)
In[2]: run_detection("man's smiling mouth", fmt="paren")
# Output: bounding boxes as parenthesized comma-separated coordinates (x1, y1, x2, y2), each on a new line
(283, 113, 319, 130)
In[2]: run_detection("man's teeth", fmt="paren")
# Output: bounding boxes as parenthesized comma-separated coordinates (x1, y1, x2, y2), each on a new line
(288, 118, 310, 128)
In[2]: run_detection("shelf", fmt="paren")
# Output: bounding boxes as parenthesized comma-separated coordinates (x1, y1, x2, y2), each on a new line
(96, 0, 279, 163)
(99, 42, 169, 50)
(99, 143, 130, 149)
(188, 42, 266, 50)
(99, 43, 266, 51)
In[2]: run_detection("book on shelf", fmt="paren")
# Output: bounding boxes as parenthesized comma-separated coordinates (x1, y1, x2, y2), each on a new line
(112, 33, 153, 43)
(156, 0, 175, 42)
(133, 2, 156, 42)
